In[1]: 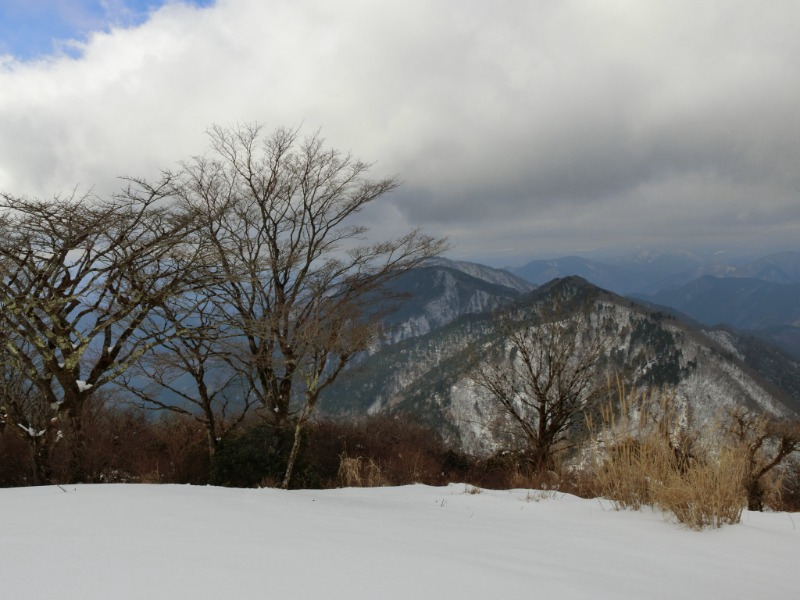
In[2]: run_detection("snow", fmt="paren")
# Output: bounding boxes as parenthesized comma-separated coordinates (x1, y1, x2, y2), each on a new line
(76, 380, 93, 392)
(1, 484, 797, 599)
(703, 329, 745, 361)
(15, 424, 45, 437)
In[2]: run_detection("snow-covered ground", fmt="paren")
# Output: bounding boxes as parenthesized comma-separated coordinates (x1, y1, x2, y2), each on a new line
(2, 484, 798, 599)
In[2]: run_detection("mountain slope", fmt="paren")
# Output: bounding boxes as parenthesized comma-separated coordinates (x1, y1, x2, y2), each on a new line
(325, 278, 800, 455)
(425, 257, 535, 293)
(378, 264, 529, 344)
(704, 328, 800, 405)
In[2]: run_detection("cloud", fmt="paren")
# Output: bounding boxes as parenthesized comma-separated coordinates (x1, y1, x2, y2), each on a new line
(1, 0, 799, 263)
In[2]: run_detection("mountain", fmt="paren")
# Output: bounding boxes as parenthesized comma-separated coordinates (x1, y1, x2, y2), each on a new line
(511, 256, 633, 291)
(324, 277, 800, 455)
(377, 261, 532, 344)
(424, 257, 535, 293)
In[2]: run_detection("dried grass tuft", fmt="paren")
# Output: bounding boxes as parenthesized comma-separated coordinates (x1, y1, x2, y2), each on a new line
(587, 380, 746, 529)
(337, 453, 385, 488)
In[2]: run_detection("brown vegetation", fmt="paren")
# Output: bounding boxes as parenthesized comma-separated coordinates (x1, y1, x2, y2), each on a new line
(0, 398, 210, 487)
(586, 383, 800, 528)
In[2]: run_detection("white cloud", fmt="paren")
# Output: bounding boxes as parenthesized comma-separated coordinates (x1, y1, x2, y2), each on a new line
(1, 0, 800, 260)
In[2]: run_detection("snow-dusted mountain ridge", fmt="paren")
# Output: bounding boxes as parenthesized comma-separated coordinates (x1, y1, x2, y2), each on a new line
(424, 257, 535, 293)
(324, 276, 800, 455)
(377, 260, 533, 344)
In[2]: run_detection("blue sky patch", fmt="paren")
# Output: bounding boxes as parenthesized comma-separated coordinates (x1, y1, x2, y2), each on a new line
(0, 0, 214, 60)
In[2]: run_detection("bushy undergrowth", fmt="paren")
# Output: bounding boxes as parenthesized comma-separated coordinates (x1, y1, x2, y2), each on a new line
(2, 389, 797, 527)
(0, 402, 571, 490)
(307, 416, 452, 487)
(210, 424, 299, 488)
(0, 401, 210, 487)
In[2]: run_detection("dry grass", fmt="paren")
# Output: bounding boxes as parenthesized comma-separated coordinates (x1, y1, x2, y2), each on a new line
(587, 381, 746, 529)
(657, 448, 744, 528)
(337, 453, 386, 487)
(587, 383, 677, 510)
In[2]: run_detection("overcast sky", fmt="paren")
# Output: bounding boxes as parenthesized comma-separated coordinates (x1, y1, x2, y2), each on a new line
(1, 0, 799, 265)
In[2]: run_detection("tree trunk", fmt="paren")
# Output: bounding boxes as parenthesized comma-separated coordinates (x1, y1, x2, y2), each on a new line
(280, 396, 317, 489)
(30, 438, 51, 486)
(745, 478, 764, 512)
(281, 418, 305, 489)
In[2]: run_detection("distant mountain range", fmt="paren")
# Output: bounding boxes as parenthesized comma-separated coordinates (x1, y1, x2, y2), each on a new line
(632, 276, 800, 330)
(509, 251, 704, 294)
(504, 249, 800, 359)
(508, 250, 800, 294)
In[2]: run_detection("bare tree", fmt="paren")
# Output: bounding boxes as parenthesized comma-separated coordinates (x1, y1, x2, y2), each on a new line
(0, 184, 206, 483)
(726, 408, 800, 511)
(121, 291, 256, 459)
(471, 286, 609, 473)
(170, 123, 447, 488)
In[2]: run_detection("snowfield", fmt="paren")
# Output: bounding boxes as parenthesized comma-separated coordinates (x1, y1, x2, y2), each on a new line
(2, 484, 798, 599)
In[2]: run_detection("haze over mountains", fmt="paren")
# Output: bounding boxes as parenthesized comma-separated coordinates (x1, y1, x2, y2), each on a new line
(508, 250, 800, 294)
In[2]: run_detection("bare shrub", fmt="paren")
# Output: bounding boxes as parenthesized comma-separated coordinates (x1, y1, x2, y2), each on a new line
(59, 396, 162, 484)
(469, 447, 587, 493)
(772, 457, 800, 512)
(148, 414, 210, 484)
(724, 408, 800, 511)
(337, 455, 362, 487)
(62, 406, 211, 485)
